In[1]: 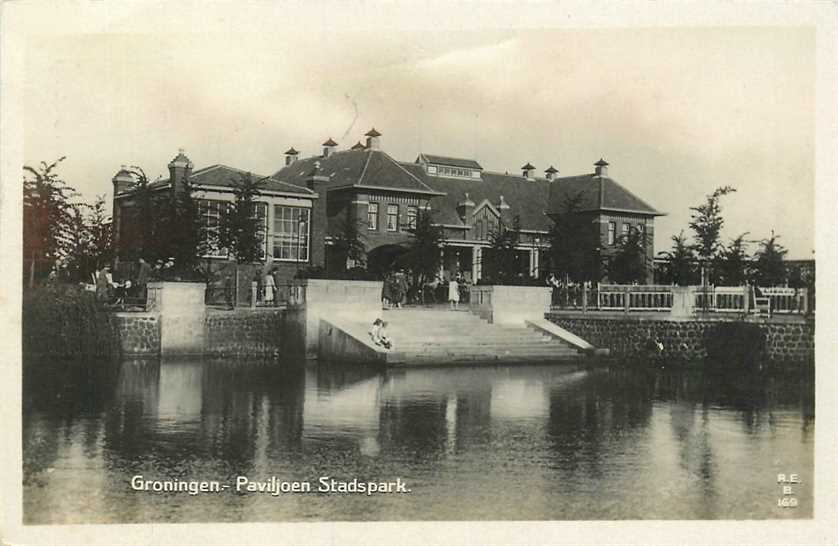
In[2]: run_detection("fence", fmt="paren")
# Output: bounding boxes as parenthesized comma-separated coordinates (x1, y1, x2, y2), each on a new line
(551, 283, 810, 316)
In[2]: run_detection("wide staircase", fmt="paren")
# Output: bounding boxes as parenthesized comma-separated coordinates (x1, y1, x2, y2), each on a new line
(379, 307, 582, 366)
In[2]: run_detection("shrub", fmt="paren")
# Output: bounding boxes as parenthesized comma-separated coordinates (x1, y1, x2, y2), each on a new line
(704, 322, 765, 370)
(22, 283, 118, 361)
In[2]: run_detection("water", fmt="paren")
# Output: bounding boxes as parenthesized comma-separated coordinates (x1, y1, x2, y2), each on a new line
(22, 358, 814, 523)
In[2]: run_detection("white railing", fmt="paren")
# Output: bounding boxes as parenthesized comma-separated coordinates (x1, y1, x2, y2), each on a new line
(598, 284, 674, 312)
(694, 286, 748, 313)
(761, 287, 808, 314)
(552, 284, 810, 316)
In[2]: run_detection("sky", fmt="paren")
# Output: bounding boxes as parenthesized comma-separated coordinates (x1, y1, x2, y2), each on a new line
(22, 22, 815, 258)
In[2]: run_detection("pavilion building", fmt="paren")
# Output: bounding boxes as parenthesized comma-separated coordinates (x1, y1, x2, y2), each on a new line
(111, 128, 663, 283)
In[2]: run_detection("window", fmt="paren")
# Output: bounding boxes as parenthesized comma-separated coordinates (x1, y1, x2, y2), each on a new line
(272, 206, 310, 262)
(607, 221, 616, 245)
(367, 203, 379, 231)
(475, 208, 498, 240)
(434, 165, 475, 179)
(386, 204, 399, 231)
(406, 205, 418, 230)
(198, 199, 231, 257)
(621, 223, 630, 238)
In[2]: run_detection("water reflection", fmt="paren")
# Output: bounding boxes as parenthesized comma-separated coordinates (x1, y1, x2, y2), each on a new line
(23, 358, 814, 523)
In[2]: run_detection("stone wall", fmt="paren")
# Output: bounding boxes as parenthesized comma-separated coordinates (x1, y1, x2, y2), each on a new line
(112, 309, 284, 357)
(205, 309, 284, 356)
(112, 313, 161, 357)
(546, 313, 814, 365)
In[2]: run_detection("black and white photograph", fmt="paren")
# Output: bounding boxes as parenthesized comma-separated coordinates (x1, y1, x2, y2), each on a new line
(2, 2, 837, 545)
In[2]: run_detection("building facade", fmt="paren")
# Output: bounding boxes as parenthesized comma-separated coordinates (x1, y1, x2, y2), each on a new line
(111, 129, 663, 284)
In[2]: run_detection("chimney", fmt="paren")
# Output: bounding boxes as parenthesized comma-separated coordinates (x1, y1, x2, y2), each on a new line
(521, 162, 535, 179)
(168, 148, 193, 195)
(544, 165, 559, 181)
(111, 165, 134, 194)
(456, 192, 476, 223)
(365, 127, 382, 151)
(350, 141, 366, 151)
(322, 137, 338, 158)
(285, 147, 299, 166)
(594, 158, 609, 177)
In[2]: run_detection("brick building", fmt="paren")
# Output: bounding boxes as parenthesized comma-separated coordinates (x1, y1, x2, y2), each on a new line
(111, 128, 663, 283)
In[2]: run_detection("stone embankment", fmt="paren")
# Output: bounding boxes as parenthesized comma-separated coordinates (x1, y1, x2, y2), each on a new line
(546, 313, 814, 366)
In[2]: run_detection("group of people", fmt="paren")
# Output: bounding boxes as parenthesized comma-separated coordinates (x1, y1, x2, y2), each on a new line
(380, 269, 468, 310)
(546, 273, 587, 308)
(381, 270, 409, 308)
(94, 257, 152, 306)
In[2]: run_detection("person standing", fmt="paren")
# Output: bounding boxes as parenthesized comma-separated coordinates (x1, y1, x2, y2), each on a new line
(270, 267, 282, 306)
(448, 272, 460, 310)
(135, 257, 151, 302)
(263, 269, 276, 305)
(396, 270, 408, 308)
(382, 272, 393, 308)
(224, 269, 235, 310)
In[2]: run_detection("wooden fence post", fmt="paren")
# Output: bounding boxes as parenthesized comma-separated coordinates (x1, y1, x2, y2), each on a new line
(624, 286, 630, 315)
(743, 284, 750, 314)
(582, 282, 588, 313)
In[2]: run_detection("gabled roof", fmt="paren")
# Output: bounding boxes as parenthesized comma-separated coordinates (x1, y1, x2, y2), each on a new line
(190, 165, 315, 196)
(365, 128, 382, 137)
(350, 141, 366, 150)
(521, 162, 535, 170)
(547, 173, 662, 216)
(322, 138, 338, 147)
(137, 164, 315, 196)
(284, 147, 299, 155)
(417, 153, 483, 170)
(400, 163, 554, 232)
(274, 149, 443, 196)
(544, 166, 559, 174)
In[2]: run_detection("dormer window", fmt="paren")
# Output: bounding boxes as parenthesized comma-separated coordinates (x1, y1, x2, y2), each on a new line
(417, 154, 483, 180)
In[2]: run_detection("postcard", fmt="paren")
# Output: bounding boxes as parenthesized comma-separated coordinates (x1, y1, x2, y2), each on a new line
(2, 2, 836, 545)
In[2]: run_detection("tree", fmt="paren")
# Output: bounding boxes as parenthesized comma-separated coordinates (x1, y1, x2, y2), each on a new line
(85, 195, 114, 273)
(657, 231, 697, 286)
(548, 192, 599, 282)
(329, 216, 367, 272)
(62, 196, 113, 283)
(161, 177, 204, 279)
(714, 233, 750, 286)
(483, 215, 524, 285)
(397, 209, 444, 286)
(752, 231, 787, 287)
(23, 157, 77, 286)
(690, 186, 736, 259)
(689, 185, 736, 285)
(219, 173, 268, 263)
(125, 166, 164, 261)
(608, 227, 648, 284)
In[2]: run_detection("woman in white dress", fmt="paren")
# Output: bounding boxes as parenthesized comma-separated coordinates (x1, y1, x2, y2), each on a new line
(263, 270, 276, 305)
(448, 273, 460, 310)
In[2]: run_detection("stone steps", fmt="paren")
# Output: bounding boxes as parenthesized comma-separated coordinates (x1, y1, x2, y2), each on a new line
(369, 308, 583, 366)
